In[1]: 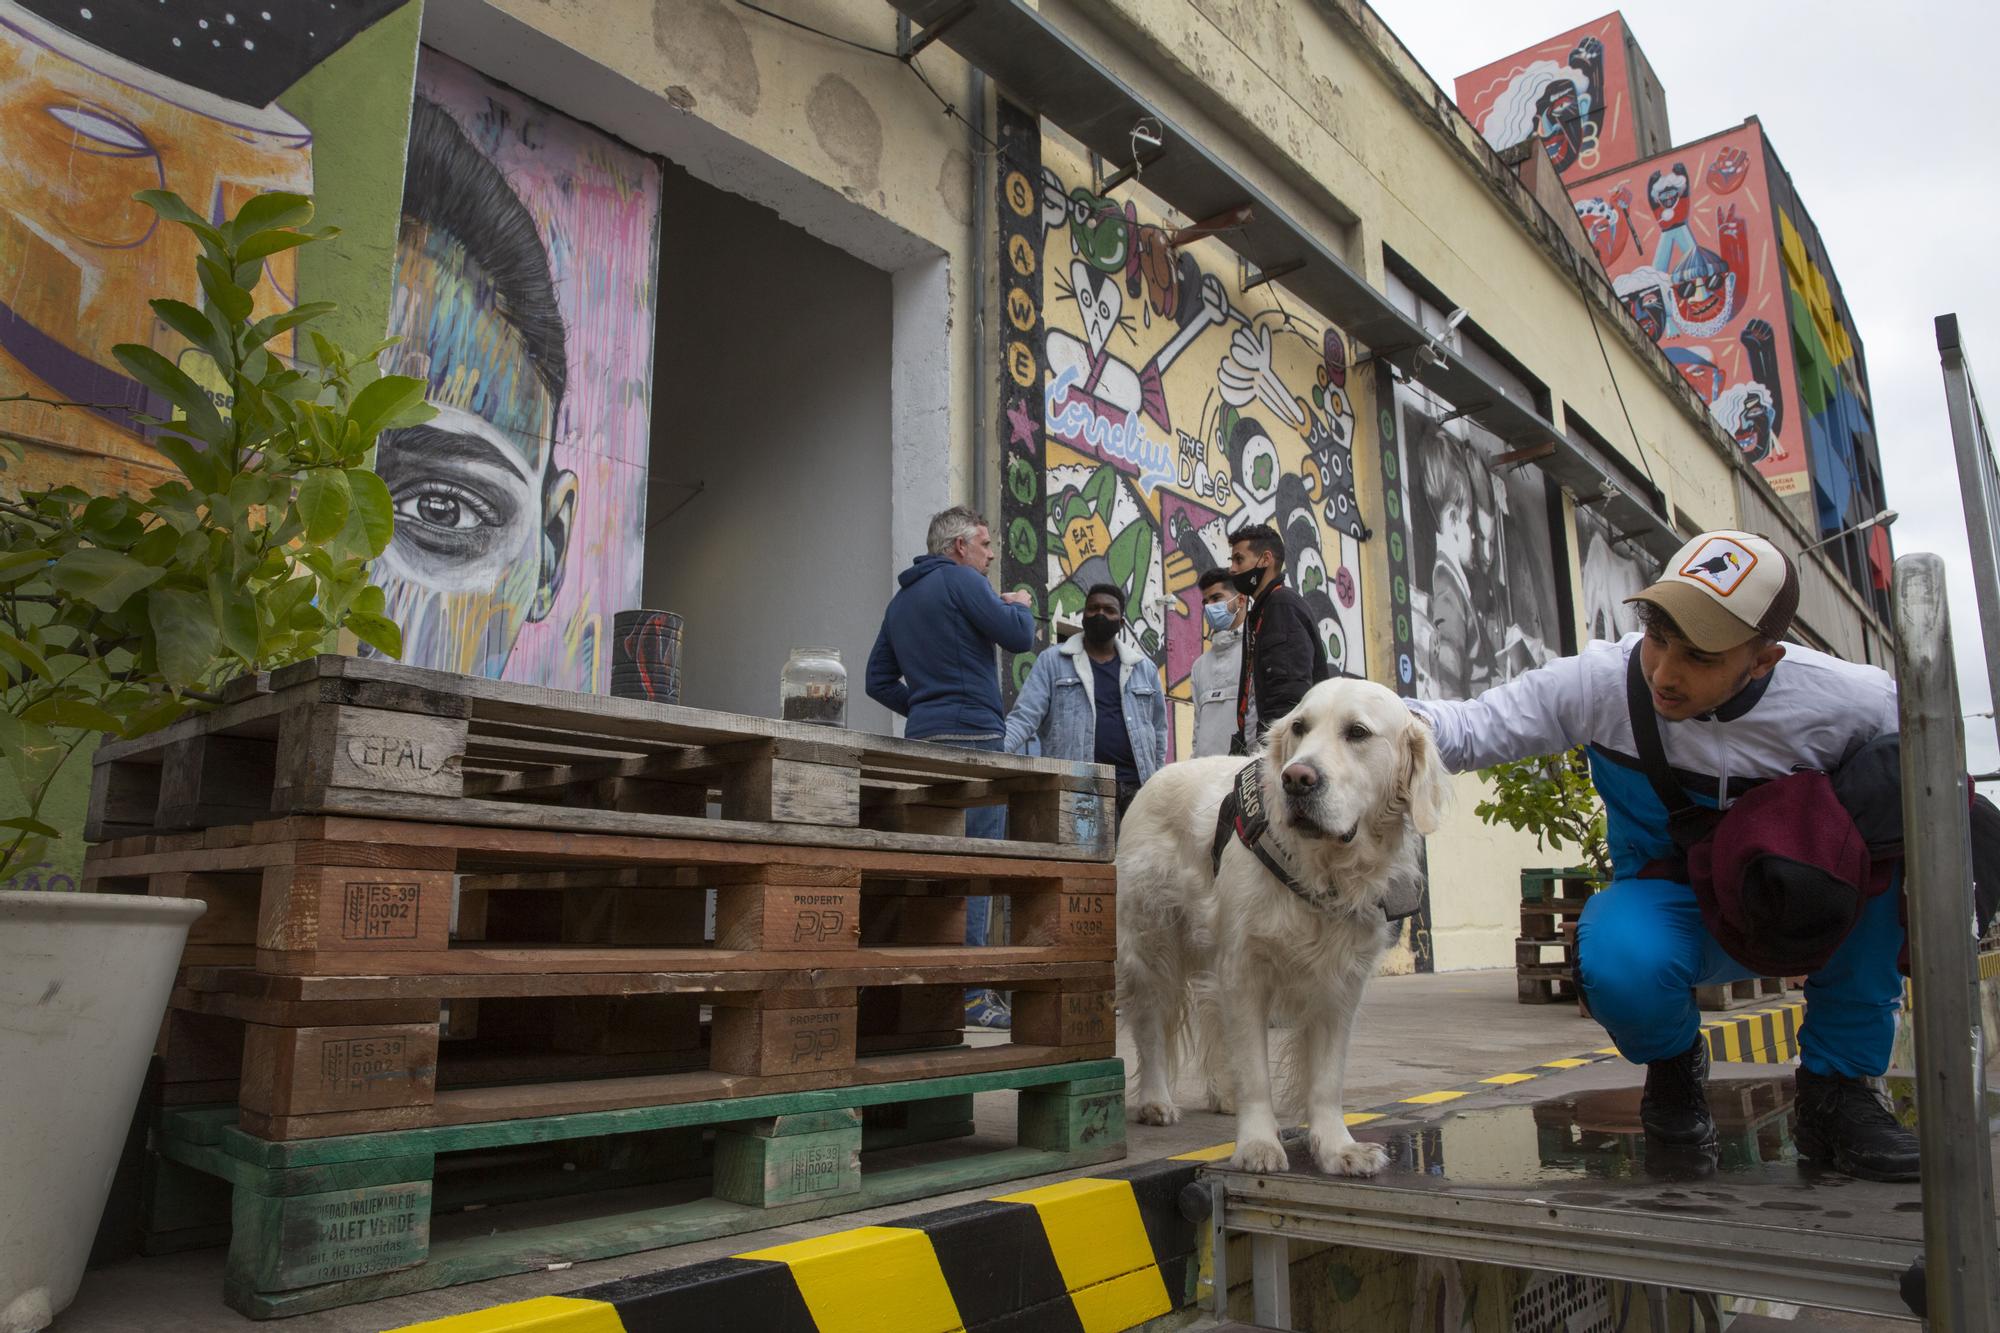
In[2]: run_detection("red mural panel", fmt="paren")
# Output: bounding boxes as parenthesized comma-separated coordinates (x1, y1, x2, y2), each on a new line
(1455, 13, 1636, 181)
(1571, 123, 1809, 497)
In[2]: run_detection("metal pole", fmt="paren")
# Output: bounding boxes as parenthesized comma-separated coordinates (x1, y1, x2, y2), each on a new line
(1892, 552, 2000, 1332)
(1250, 1232, 1293, 1329)
(1207, 1179, 1229, 1316)
(1936, 314, 2000, 757)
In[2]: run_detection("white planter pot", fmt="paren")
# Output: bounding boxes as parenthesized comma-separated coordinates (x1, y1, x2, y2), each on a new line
(0, 891, 205, 1333)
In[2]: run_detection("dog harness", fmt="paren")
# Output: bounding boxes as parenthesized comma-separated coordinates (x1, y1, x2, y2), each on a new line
(1211, 758, 1421, 922)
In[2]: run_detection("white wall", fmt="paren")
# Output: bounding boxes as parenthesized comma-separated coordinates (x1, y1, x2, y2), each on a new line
(644, 164, 896, 734)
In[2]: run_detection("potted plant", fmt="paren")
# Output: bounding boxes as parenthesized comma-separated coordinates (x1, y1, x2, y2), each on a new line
(1475, 749, 1609, 1007)
(0, 189, 426, 1332)
(1474, 747, 1610, 889)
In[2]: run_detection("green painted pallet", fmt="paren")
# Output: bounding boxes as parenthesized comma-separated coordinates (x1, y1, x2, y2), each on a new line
(149, 1058, 1126, 1318)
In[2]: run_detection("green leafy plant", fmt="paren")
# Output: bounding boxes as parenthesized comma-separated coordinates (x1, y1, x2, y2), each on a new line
(0, 189, 431, 883)
(1473, 747, 1609, 880)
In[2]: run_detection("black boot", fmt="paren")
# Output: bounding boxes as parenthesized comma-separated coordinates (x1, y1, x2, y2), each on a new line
(1640, 1037, 1717, 1148)
(1794, 1068, 1920, 1182)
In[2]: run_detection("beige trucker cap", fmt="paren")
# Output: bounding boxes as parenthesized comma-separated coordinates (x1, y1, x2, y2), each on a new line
(1625, 530, 1799, 652)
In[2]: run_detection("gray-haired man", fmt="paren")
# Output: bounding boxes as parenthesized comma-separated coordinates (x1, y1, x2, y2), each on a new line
(866, 506, 1036, 1026)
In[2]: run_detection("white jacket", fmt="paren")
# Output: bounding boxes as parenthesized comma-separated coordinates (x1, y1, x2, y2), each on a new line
(1189, 627, 1243, 758)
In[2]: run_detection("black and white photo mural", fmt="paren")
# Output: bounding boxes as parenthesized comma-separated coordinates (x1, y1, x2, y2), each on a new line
(1386, 273, 1564, 702)
(1574, 502, 1660, 643)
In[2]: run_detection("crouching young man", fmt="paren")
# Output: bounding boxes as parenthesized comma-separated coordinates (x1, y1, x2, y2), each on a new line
(1407, 531, 1917, 1180)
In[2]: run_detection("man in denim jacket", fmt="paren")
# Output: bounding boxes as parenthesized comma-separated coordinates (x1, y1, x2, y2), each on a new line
(1003, 584, 1167, 827)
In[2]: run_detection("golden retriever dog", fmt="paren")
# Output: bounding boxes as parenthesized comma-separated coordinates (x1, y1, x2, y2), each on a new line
(1116, 677, 1448, 1174)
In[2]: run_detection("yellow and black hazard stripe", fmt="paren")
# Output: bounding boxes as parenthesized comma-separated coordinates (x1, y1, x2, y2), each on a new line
(1700, 1001, 1804, 1065)
(389, 1158, 1201, 1333)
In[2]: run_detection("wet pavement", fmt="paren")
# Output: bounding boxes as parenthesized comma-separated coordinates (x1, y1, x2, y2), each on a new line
(1347, 1069, 1928, 1242)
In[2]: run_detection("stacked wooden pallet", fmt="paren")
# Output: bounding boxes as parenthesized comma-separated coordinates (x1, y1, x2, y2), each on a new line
(1515, 869, 1596, 1007)
(86, 655, 1123, 1317)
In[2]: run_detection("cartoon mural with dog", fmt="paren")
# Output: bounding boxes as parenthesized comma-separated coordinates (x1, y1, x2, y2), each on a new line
(1571, 123, 1809, 497)
(1016, 127, 1368, 762)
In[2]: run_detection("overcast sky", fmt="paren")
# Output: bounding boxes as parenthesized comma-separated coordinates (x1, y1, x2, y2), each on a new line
(1372, 0, 2000, 776)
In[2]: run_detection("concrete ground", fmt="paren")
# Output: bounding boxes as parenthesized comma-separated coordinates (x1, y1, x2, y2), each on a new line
(55, 969, 1614, 1332)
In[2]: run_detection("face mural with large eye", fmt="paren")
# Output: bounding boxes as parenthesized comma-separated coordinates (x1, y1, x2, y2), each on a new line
(370, 95, 578, 680)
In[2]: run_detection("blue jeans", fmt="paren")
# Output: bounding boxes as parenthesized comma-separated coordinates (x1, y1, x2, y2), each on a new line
(931, 735, 1005, 949)
(1576, 876, 1905, 1078)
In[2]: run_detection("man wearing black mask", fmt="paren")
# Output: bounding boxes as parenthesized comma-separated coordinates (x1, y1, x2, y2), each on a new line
(1003, 584, 1167, 826)
(1227, 523, 1329, 753)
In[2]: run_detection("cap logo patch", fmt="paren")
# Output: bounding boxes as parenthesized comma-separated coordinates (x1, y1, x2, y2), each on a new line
(1678, 536, 1758, 596)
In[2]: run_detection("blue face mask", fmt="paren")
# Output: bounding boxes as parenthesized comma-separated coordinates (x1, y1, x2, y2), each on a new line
(1203, 601, 1237, 634)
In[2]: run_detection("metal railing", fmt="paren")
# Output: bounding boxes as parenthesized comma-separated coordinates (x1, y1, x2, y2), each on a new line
(1938, 313, 2000, 755)
(1892, 552, 2000, 1331)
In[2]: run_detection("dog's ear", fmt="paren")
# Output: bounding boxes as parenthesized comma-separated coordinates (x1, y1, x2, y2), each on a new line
(1259, 705, 1293, 772)
(1397, 716, 1450, 836)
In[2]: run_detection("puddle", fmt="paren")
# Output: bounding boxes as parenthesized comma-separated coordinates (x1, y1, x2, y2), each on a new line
(1354, 1075, 1805, 1187)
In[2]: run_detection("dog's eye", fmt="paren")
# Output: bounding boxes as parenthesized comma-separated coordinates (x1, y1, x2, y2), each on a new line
(1345, 724, 1372, 742)
(1291, 720, 1308, 737)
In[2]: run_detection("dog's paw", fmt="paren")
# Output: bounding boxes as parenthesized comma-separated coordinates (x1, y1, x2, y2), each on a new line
(1313, 1136, 1388, 1177)
(1231, 1136, 1290, 1173)
(1132, 1098, 1182, 1127)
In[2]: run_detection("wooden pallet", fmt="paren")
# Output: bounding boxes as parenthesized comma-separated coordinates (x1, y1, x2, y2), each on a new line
(1520, 895, 1592, 943)
(1695, 976, 1788, 1011)
(1516, 960, 1581, 1004)
(86, 654, 1112, 860)
(145, 1058, 1126, 1319)
(89, 815, 1114, 1138)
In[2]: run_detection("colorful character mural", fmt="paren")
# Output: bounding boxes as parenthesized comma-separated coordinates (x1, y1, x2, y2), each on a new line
(0, 1, 325, 495)
(1395, 378, 1561, 703)
(1456, 13, 1656, 181)
(1572, 123, 1811, 497)
(372, 49, 662, 693)
(1011, 128, 1367, 761)
(1574, 501, 1659, 644)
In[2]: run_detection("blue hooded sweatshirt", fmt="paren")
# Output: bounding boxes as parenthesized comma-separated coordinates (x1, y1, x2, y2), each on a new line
(866, 554, 1036, 741)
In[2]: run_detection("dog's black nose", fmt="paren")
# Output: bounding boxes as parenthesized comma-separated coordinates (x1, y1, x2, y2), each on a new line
(1282, 763, 1319, 794)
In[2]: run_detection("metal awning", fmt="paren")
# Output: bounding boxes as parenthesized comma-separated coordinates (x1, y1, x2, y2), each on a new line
(893, 0, 1681, 561)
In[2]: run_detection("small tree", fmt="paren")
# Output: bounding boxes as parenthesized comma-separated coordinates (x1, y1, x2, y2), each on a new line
(0, 189, 431, 883)
(1473, 747, 1609, 880)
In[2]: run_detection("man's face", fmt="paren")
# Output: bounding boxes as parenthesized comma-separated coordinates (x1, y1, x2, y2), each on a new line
(1084, 590, 1124, 628)
(1202, 581, 1243, 628)
(954, 525, 995, 574)
(372, 222, 576, 677)
(1639, 624, 1784, 721)
(1228, 541, 1273, 590)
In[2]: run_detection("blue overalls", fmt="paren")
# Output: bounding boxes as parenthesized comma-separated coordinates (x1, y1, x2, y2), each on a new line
(1410, 634, 1906, 1079)
(1576, 749, 1904, 1076)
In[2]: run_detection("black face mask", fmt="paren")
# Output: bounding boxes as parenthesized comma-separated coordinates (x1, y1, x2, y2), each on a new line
(1082, 614, 1120, 647)
(1230, 563, 1267, 597)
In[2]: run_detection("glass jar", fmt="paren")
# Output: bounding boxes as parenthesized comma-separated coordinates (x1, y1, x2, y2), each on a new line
(780, 647, 847, 727)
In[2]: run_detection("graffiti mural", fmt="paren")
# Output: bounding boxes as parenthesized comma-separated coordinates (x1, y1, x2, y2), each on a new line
(372, 49, 662, 693)
(1574, 501, 1659, 644)
(1455, 13, 1655, 182)
(0, 2, 314, 495)
(1572, 123, 1810, 497)
(1395, 378, 1561, 703)
(1020, 128, 1366, 759)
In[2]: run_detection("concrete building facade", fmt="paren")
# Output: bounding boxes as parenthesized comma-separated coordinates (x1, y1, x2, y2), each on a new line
(0, 0, 1891, 971)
